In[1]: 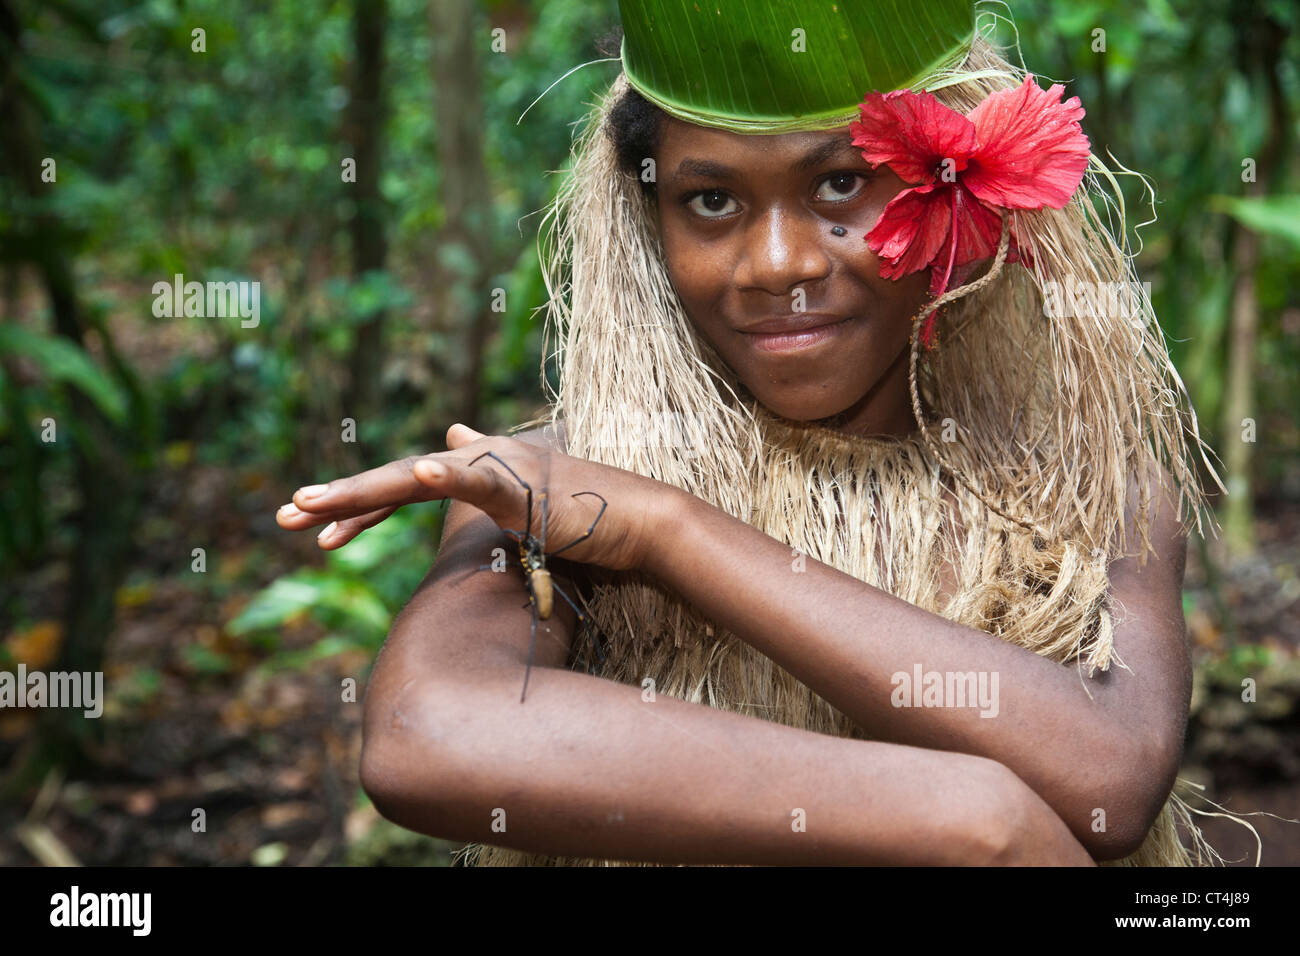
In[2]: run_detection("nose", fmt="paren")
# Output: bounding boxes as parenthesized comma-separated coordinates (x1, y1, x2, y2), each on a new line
(733, 205, 832, 296)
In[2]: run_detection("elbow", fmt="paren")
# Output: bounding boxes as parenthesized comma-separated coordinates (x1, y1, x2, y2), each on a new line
(1084, 814, 1161, 862)
(976, 724, 1181, 864)
(359, 732, 421, 830)
(359, 645, 525, 838)
(359, 683, 467, 838)
(1075, 730, 1184, 862)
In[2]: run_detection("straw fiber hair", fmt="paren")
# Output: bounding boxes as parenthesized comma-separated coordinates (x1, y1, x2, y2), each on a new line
(455, 24, 1241, 866)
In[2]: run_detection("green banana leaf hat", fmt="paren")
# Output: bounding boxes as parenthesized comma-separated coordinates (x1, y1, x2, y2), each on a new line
(617, 0, 978, 133)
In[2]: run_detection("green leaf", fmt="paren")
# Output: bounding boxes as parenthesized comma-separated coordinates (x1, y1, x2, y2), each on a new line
(260, 635, 358, 672)
(0, 325, 128, 424)
(1209, 195, 1300, 252)
(618, 0, 975, 131)
(323, 271, 414, 327)
(325, 513, 422, 574)
(227, 575, 325, 635)
(229, 569, 393, 641)
(180, 644, 235, 675)
(251, 842, 288, 866)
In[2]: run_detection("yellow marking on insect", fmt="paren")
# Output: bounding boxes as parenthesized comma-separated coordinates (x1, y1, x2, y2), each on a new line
(532, 568, 553, 620)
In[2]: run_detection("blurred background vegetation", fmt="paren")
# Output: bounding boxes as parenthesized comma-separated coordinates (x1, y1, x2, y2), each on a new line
(0, 0, 1297, 865)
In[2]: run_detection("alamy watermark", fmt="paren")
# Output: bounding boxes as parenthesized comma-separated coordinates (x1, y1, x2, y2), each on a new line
(1042, 278, 1152, 326)
(890, 664, 999, 718)
(50, 886, 150, 935)
(0, 664, 103, 718)
(587, 407, 706, 458)
(152, 273, 260, 327)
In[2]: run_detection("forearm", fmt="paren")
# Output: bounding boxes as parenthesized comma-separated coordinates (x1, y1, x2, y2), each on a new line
(641, 488, 1144, 851)
(362, 656, 1085, 865)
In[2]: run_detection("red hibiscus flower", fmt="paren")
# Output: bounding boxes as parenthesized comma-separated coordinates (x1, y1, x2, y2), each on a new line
(849, 75, 1091, 348)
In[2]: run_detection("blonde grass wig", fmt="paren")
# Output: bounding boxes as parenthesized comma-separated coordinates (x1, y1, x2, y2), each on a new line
(457, 13, 1246, 867)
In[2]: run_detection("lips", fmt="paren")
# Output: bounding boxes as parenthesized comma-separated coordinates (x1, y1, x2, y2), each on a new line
(737, 313, 849, 335)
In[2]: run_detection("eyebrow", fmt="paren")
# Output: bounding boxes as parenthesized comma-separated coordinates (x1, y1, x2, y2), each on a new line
(672, 139, 865, 181)
(792, 138, 863, 172)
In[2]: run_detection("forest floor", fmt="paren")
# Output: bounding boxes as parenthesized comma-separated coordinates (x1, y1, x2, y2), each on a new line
(1, 451, 1298, 866)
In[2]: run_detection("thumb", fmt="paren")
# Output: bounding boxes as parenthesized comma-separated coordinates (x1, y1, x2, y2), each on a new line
(446, 422, 485, 448)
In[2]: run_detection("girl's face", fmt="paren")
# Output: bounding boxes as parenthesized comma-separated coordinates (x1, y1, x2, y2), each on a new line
(654, 115, 932, 436)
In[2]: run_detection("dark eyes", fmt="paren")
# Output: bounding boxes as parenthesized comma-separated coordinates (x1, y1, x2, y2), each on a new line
(687, 189, 739, 218)
(814, 172, 868, 202)
(683, 172, 871, 219)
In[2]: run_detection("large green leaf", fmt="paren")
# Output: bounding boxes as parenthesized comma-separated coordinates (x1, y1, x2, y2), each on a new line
(1209, 195, 1300, 252)
(0, 325, 128, 425)
(618, 0, 976, 131)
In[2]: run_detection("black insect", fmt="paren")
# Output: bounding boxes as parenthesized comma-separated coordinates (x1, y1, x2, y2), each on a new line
(454, 450, 609, 702)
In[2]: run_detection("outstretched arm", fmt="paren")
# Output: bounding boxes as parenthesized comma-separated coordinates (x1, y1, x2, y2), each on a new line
(285, 423, 1094, 864)
(640, 459, 1191, 860)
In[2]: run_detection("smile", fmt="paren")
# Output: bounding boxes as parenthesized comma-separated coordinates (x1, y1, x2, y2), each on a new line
(738, 316, 855, 352)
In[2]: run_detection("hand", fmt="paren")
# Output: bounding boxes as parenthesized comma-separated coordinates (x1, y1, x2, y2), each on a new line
(275, 423, 677, 573)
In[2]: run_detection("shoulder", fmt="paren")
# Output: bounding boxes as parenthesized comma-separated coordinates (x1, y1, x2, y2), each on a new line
(1117, 453, 1190, 575)
(509, 418, 569, 455)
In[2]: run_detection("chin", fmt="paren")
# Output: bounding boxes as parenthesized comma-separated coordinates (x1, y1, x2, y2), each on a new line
(746, 387, 858, 424)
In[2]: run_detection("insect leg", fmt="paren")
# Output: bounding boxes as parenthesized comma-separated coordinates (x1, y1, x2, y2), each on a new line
(520, 599, 539, 703)
(551, 579, 609, 666)
(549, 491, 608, 557)
(539, 488, 549, 551)
(467, 450, 535, 539)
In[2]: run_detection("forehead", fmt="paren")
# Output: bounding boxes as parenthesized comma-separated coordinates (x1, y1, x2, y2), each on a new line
(657, 115, 859, 169)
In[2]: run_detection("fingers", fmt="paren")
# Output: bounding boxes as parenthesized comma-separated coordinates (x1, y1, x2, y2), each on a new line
(279, 423, 521, 540)
(414, 454, 525, 530)
(288, 424, 488, 518)
(314, 506, 400, 550)
(289, 456, 441, 515)
(276, 502, 403, 532)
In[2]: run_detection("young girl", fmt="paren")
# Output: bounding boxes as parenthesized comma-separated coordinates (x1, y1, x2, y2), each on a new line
(278, 2, 1231, 865)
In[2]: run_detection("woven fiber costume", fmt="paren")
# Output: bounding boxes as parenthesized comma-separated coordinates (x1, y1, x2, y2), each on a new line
(457, 0, 1234, 866)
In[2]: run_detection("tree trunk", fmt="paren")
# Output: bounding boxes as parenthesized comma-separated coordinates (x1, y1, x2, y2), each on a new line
(0, 0, 140, 789)
(429, 0, 493, 437)
(342, 0, 390, 463)
(1220, 6, 1289, 556)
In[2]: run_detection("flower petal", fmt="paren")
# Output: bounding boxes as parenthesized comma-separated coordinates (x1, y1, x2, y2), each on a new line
(963, 74, 1091, 210)
(851, 89, 978, 185)
(927, 187, 1005, 296)
(865, 183, 952, 280)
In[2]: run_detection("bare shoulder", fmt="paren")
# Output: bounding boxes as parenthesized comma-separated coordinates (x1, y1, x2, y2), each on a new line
(1098, 455, 1194, 792)
(1103, 453, 1192, 703)
(1117, 452, 1190, 579)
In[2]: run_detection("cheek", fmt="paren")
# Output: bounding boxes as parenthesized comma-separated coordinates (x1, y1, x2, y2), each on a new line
(839, 215, 931, 308)
(660, 220, 728, 311)
(851, 251, 930, 307)
(839, 181, 933, 298)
